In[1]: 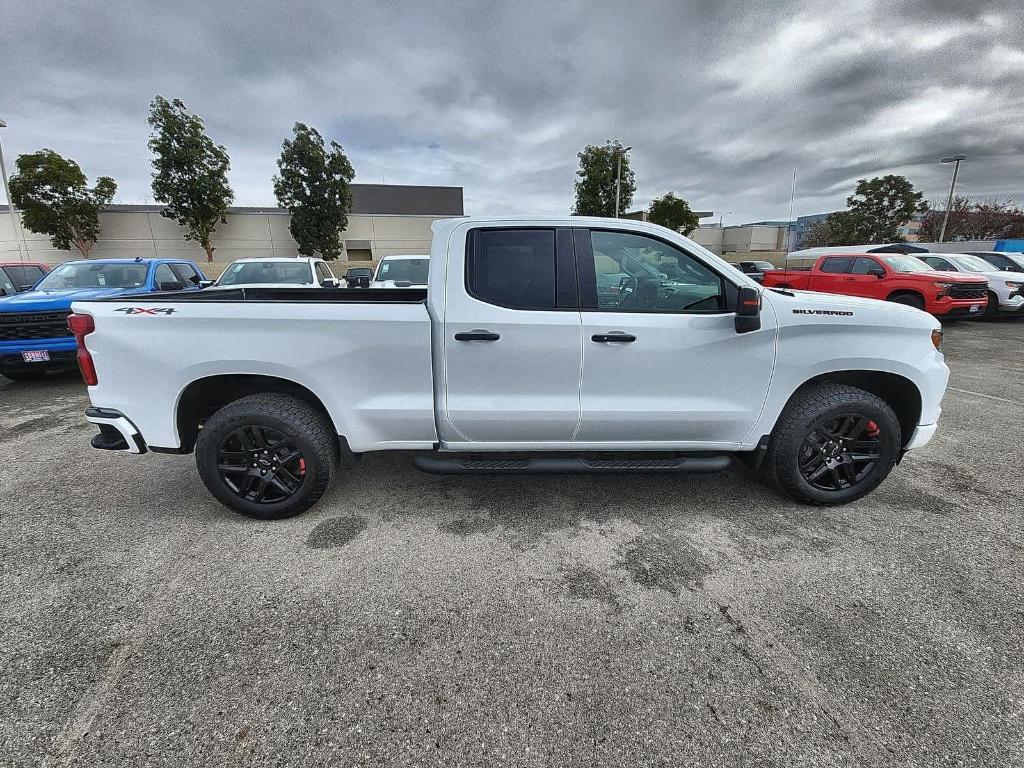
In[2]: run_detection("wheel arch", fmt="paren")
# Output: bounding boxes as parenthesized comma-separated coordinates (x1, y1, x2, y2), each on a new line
(782, 370, 923, 448)
(175, 374, 340, 454)
(885, 288, 925, 304)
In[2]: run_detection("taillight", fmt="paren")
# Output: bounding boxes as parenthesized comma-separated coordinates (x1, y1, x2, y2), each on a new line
(67, 313, 97, 385)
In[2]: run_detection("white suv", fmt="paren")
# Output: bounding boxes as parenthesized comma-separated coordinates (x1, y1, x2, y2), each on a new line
(916, 253, 1024, 318)
(212, 257, 339, 289)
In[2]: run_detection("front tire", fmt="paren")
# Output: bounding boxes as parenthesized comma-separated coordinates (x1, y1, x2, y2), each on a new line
(888, 293, 925, 311)
(982, 291, 999, 320)
(195, 394, 338, 519)
(765, 383, 901, 505)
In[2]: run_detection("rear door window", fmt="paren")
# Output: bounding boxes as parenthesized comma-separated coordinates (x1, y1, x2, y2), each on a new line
(466, 229, 556, 310)
(819, 257, 853, 274)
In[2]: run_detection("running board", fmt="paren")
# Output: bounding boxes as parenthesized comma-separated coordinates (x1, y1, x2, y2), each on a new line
(412, 453, 732, 475)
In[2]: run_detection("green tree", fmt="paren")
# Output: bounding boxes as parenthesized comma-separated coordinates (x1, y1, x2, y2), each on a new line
(147, 96, 233, 262)
(8, 149, 116, 257)
(647, 192, 699, 235)
(801, 211, 860, 248)
(917, 195, 1024, 241)
(572, 140, 635, 217)
(272, 123, 355, 261)
(844, 174, 925, 243)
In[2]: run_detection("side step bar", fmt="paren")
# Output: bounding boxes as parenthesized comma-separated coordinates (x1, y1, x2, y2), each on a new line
(413, 453, 732, 475)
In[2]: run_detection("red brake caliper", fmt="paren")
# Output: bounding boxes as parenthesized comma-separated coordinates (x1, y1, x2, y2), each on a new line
(866, 420, 880, 438)
(298, 458, 307, 476)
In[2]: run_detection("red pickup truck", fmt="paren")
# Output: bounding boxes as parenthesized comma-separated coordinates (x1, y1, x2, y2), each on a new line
(761, 253, 988, 318)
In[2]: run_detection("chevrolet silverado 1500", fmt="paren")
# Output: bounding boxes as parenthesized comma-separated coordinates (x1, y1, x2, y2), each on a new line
(761, 253, 988, 318)
(70, 217, 950, 518)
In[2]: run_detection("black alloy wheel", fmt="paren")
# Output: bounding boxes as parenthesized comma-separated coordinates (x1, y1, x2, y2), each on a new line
(216, 425, 307, 504)
(797, 414, 882, 492)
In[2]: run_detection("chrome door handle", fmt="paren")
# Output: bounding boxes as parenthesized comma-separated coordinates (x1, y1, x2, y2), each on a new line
(454, 331, 500, 341)
(592, 333, 636, 343)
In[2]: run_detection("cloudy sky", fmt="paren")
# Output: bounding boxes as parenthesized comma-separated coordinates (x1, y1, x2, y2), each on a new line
(3, 0, 1023, 223)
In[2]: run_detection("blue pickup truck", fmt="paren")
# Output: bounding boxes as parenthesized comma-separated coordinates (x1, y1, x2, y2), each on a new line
(0, 258, 208, 381)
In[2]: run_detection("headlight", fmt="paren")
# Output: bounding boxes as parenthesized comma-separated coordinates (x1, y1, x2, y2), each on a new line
(934, 281, 956, 289)
(1006, 281, 1023, 289)
(931, 329, 943, 349)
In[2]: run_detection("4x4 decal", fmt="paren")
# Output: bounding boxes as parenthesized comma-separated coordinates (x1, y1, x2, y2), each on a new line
(113, 307, 176, 315)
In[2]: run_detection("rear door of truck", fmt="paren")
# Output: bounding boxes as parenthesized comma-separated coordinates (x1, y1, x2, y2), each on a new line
(439, 227, 582, 443)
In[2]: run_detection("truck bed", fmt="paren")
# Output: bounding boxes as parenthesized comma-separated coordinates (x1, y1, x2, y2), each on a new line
(92, 287, 428, 303)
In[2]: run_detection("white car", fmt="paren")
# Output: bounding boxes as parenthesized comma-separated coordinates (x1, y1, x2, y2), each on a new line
(370, 254, 429, 288)
(212, 257, 340, 289)
(71, 216, 949, 518)
(916, 253, 1024, 318)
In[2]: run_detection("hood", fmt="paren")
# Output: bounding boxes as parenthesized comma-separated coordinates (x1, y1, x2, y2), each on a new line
(0, 286, 143, 311)
(916, 270, 986, 284)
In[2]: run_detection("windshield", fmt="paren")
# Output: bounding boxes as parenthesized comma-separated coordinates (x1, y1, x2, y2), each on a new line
(949, 255, 998, 273)
(881, 255, 933, 273)
(375, 258, 429, 284)
(216, 261, 313, 286)
(36, 262, 148, 290)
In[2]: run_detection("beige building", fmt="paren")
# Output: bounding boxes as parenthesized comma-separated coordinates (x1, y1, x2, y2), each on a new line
(0, 184, 463, 270)
(691, 224, 788, 258)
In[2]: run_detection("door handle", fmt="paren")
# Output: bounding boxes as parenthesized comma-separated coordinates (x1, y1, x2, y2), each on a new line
(592, 333, 636, 343)
(454, 330, 500, 341)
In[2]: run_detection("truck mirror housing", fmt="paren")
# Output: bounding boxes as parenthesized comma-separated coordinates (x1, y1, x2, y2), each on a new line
(869, 268, 886, 279)
(735, 286, 761, 334)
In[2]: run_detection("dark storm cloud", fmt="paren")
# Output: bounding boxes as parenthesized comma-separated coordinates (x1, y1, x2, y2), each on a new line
(2, 0, 1022, 222)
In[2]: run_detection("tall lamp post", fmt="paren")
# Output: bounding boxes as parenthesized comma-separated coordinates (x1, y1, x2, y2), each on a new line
(614, 145, 632, 218)
(938, 154, 966, 243)
(0, 119, 27, 263)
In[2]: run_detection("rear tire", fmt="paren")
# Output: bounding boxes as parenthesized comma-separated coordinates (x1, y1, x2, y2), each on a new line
(765, 383, 901, 506)
(195, 394, 338, 519)
(888, 293, 925, 311)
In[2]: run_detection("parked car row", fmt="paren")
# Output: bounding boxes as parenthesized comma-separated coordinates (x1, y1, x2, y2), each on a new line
(0, 254, 432, 381)
(745, 250, 1024, 320)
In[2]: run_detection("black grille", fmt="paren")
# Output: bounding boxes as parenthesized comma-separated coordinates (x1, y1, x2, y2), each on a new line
(0, 311, 73, 342)
(948, 283, 987, 300)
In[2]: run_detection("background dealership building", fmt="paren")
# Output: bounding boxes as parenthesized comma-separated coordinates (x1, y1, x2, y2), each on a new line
(0, 184, 463, 272)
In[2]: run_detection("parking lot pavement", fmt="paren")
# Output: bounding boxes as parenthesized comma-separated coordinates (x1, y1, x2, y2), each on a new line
(1, 322, 1022, 768)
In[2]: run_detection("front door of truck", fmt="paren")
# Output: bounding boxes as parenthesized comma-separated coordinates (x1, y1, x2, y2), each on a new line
(574, 228, 776, 446)
(839, 257, 887, 299)
(441, 227, 582, 443)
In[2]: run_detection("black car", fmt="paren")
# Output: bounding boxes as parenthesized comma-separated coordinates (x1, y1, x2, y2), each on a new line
(733, 260, 779, 283)
(963, 251, 1024, 273)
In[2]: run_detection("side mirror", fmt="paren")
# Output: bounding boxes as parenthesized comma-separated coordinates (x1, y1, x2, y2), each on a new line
(159, 281, 184, 291)
(320, 278, 337, 288)
(0, 288, 6, 296)
(735, 286, 761, 334)
(198, 280, 214, 288)
(394, 280, 412, 288)
(869, 269, 886, 279)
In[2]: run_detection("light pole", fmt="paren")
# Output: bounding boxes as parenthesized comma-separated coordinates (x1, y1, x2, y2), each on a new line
(614, 145, 632, 218)
(938, 154, 966, 243)
(0, 119, 27, 263)
(719, 210, 732, 228)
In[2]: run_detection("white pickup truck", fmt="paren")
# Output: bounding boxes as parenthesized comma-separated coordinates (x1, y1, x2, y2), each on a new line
(70, 216, 950, 519)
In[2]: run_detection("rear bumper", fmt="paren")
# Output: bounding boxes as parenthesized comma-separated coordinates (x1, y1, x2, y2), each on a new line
(85, 407, 147, 454)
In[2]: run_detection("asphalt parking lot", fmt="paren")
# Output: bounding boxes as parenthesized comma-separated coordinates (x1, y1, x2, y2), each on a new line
(1, 320, 1022, 767)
